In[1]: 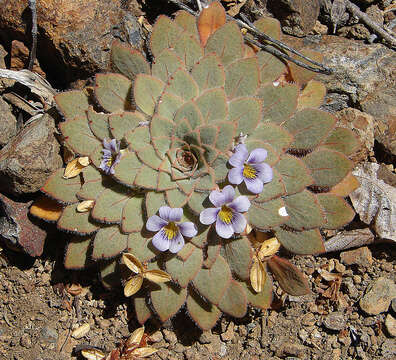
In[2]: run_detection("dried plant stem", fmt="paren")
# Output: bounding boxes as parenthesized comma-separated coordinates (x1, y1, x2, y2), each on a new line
(344, 0, 396, 49)
(166, 0, 332, 75)
(28, 0, 38, 71)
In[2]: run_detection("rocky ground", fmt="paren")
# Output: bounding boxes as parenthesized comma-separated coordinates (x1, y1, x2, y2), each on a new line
(0, 1, 395, 359)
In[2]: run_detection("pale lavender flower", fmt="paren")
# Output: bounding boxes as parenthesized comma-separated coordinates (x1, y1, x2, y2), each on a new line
(146, 206, 198, 253)
(228, 144, 273, 194)
(199, 185, 250, 239)
(100, 138, 122, 175)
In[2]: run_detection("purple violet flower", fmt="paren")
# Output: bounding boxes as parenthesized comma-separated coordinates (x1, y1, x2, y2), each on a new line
(146, 206, 198, 253)
(228, 144, 273, 194)
(199, 185, 250, 239)
(100, 138, 122, 175)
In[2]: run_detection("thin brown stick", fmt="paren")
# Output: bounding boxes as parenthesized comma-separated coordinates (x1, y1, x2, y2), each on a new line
(166, 0, 332, 74)
(28, 0, 38, 71)
(344, 0, 396, 48)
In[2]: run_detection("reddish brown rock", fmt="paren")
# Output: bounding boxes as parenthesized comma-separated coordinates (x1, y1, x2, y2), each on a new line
(0, 0, 145, 86)
(0, 113, 62, 195)
(268, 0, 320, 36)
(10, 40, 46, 77)
(340, 246, 373, 267)
(0, 194, 47, 256)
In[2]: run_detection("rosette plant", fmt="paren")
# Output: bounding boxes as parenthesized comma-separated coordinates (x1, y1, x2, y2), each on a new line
(31, 2, 359, 330)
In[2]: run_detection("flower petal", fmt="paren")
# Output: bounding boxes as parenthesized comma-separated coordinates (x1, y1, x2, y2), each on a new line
(231, 212, 247, 234)
(222, 185, 235, 204)
(168, 232, 185, 253)
(245, 177, 264, 194)
(178, 222, 198, 238)
(102, 138, 111, 150)
(256, 163, 273, 183)
(215, 218, 234, 239)
(102, 149, 111, 157)
(109, 138, 118, 152)
(152, 229, 170, 252)
(247, 148, 267, 164)
(169, 208, 183, 222)
(159, 206, 172, 221)
(229, 144, 248, 167)
(146, 215, 167, 232)
(209, 190, 226, 207)
(200, 208, 219, 225)
(229, 196, 251, 213)
(228, 167, 244, 185)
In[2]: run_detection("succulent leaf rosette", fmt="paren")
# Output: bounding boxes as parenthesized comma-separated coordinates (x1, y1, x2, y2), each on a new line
(31, 2, 359, 330)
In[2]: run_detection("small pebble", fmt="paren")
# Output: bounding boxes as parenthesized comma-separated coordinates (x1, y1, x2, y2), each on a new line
(385, 314, 396, 337)
(323, 312, 346, 331)
(359, 277, 396, 315)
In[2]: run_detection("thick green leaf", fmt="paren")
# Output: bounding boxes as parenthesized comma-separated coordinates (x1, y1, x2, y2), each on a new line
(192, 255, 231, 305)
(113, 152, 142, 187)
(136, 145, 163, 170)
(268, 256, 311, 296)
(316, 193, 355, 229)
(218, 280, 247, 318)
(95, 73, 132, 112)
(320, 127, 360, 156)
(174, 32, 203, 69)
(303, 149, 353, 189)
(225, 57, 259, 99)
(156, 91, 184, 120)
(165, 188, 189, 208)
(152, 49, 184, 82)
(92, 225, 128, 260)
(174, 10, 199, 38)
(91, 186, 130, 224)
(249, 122, 293, 153)
(254, 168, 286, 202)
(166, 245, 203, 287)
(297, 80, 326, 110)
(174, 101, 204, 130)
(257, 51, 286, 84)
(108, 111, 145, 140)
(134, 165, 159, 190)
(150, 15, 183, 57)
(55, 90, 89, 120)
(64, 236, 92, 269)
(189, 222, 210, 248)
(258, 83, 299, 124)
(87, 107, 111, 141)
(127, 232, 158, 262)
(78, 166, 113, 200)
(224, 237, 253, 281)
(41, 168, 81, 204)
(99, 259, 121, 289)
(275, 155, 313, 195)
(275, 228, 325, 255)
(205, 22, 244, 65)
(242, 274, 273, 310)
(254, 17, 281, 40)
(195, 88, 227, 124)
(283, 190, 326, 230)
(229, 97, 261, 135)
(243, 140, 279, 166)
(150, 282, 187, 322)
(121, 195, 145, 233)
(145, 191, 166, 218)
(187, 291, 221, 331)
(215, 121, 235, 152)
(124, 126, 151, 152)
(57, 203, 100, 234)
(191, 53, 225, 91)
(134, 295, 152, 325)
(165, 68, 199, 101)
(203, 228, 221, 268)
(288, 49, 323, 86)
(111, 41, 150, 80)
(60, 117, 101, 156)
(134, 74, 165, 116)
(284, 109, 336, 152)
(248, 198, 287, 230)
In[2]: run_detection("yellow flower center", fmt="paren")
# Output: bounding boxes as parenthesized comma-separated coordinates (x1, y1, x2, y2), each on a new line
(243, 164, 257, 179)
(106, 154, 117, 168)
(219, 205, 233, 224)
(164, 222, 178, 240)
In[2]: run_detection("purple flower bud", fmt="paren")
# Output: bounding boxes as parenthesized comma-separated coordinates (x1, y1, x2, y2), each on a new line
(99, 138, 122, 175)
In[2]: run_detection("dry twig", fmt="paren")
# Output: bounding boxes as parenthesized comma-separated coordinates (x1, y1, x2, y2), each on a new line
(28, 0, 38, 70)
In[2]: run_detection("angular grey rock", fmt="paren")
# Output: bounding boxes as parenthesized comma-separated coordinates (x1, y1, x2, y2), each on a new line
(359, 277, 396, 315)
(0, 113, 62, 195)
(323, 311, 346, 331)
(0, 97, 17, 148)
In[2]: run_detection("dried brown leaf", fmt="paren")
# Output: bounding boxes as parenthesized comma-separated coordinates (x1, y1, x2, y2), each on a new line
(257, 237, 281, 260)
(81, 348, 106, 360)
(71, 323, 90, 339)
(124, 275, 143, 297)
(131, 346, 158, 358)
(77, 200, 95, 212)
(144, 269, 172, 283)
(250, 257, 267, 293)
(122, 253, 144, 274)
(125, 326, 145, 350)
